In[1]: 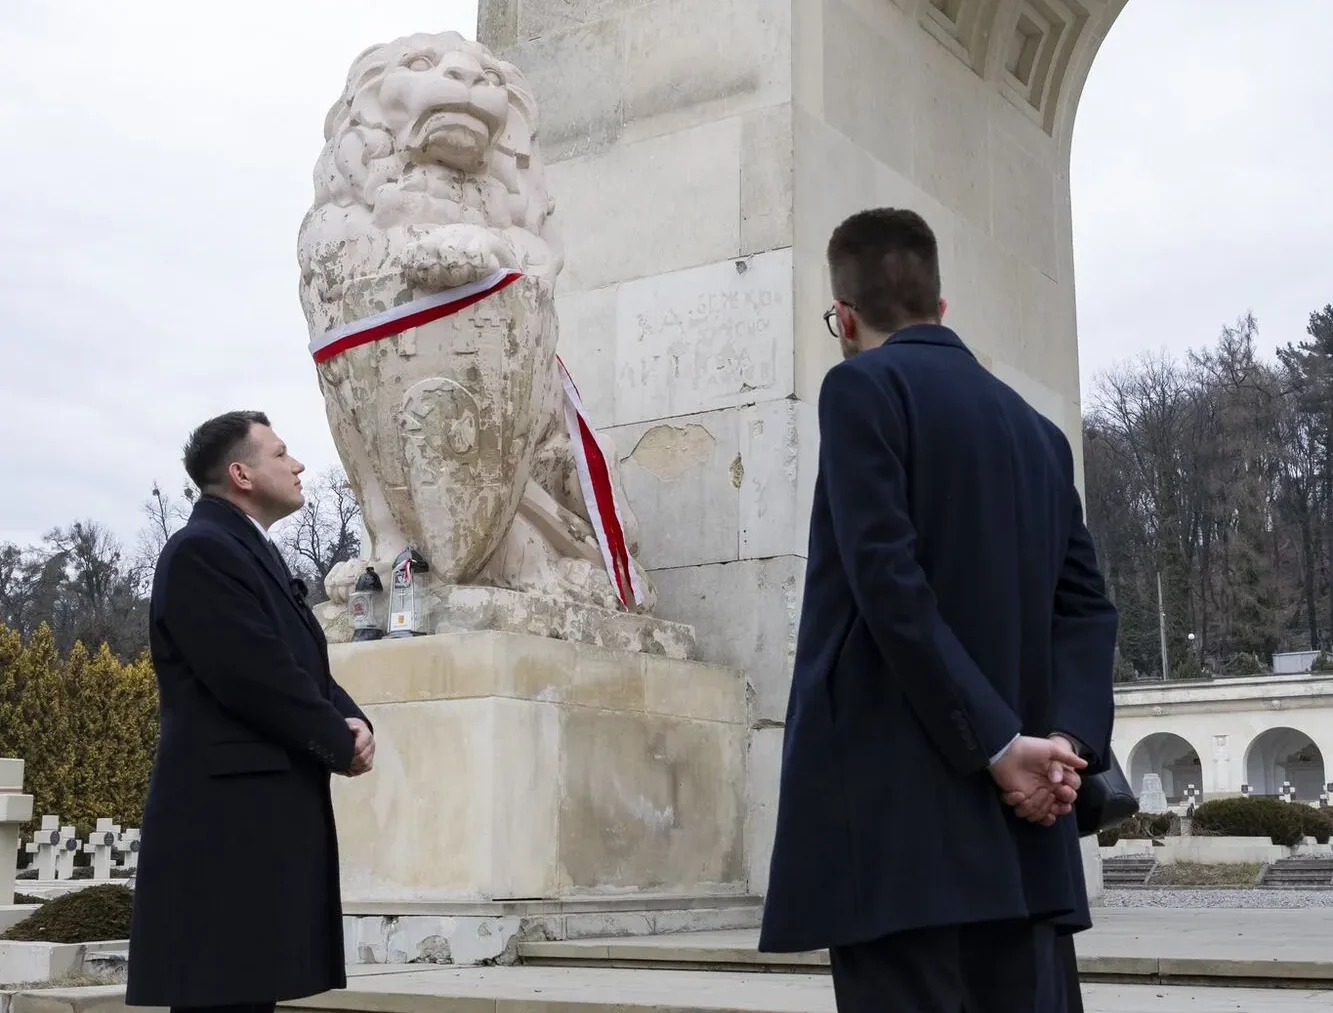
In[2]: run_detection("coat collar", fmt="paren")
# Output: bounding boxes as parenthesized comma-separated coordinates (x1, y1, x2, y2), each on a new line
(190, 496, 306, 614)
(884, 323, 976, 358)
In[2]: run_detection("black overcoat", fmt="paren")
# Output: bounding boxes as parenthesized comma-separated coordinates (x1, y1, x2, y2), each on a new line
(126, 495, 369, 1007)
(759, 325, 1118, 954)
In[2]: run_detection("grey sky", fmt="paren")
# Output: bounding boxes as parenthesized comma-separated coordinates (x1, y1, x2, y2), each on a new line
(1, 0, 1329, 550)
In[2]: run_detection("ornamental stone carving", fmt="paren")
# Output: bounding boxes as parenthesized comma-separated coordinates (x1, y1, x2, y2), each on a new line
(295, 31, 686, 655)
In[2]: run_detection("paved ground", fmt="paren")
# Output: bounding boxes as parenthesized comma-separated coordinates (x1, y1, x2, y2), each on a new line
(301, 966, 1333, 1013)
(10, 909, 1333, 1013)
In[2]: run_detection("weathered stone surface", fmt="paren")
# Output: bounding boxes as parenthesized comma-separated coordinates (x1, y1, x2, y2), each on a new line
(612, 248, 793, 425)
(329, 633, 746, 903)
(318, 581, 693, 658)
(297, 29, 662, 626)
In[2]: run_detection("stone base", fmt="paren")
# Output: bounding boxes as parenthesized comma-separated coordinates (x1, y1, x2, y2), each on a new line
(317, 584, 696, 660)
(341, 894, 762, 966)
(330, 632, 746, 904)
(0, 907, 38, 937)
(0, 939, 127, 987)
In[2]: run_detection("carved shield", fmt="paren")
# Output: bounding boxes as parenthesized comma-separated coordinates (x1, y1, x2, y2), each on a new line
(316, 275, 557, 582)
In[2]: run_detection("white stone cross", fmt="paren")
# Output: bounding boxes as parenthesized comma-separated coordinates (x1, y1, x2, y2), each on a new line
(25, 815, 69, 880)
(84, 818, 121, 881)
(1, 758, 35, 905)
(54, 824, 80, 880)
(115, 828, 141, 872)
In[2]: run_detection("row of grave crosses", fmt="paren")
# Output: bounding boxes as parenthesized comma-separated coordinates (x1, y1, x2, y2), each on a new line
(23, 815, 140, 881)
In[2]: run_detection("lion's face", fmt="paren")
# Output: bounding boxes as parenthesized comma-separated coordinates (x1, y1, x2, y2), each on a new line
(361, 34, 511, 174)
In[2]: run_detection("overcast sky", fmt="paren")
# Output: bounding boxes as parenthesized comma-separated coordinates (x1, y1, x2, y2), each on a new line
(1, 0, 1330, 550)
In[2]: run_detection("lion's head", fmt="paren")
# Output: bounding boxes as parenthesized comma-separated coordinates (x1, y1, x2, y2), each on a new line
(303, 31, 555, 262)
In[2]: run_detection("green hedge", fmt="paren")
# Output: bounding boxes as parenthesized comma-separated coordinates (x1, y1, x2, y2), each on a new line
(0, 884, 133, 943)
(1190, 797, 1333, 846)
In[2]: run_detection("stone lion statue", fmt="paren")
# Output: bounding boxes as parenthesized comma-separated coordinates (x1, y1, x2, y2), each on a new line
(296, 30, 656, 631)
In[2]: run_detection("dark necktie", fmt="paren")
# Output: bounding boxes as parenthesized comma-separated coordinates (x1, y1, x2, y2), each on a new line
(265, 538, 308, 602)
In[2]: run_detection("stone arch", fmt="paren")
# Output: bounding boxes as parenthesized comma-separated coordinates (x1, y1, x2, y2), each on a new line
(1244, 727, 1326, 800)
(1126, 732, 1203, 803)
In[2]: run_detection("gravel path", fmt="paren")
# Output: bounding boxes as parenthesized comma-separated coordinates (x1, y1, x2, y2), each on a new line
(1105, 888, 1333, 908)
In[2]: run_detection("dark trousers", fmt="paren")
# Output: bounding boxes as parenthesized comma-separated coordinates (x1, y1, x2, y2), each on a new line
(1057, 932, 1084, 1013)
(829, 920, 1068, 1013)
(170, 1005, 275, 1013)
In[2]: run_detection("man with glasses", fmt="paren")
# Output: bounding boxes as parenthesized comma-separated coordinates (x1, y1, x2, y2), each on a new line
(760, 209, 1117, 1013)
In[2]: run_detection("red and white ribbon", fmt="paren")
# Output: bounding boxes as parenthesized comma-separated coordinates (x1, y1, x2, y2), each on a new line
(558, 357, 646, 611)
(308, 271, 644, 611)
(307, 269, 523, 364)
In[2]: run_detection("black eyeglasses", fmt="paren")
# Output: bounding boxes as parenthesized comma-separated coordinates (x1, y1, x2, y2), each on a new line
(823, 300, 857, 338)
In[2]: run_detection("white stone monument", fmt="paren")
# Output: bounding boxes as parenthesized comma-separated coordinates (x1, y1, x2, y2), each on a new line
(477, 0, 1129, 892)
(298, 31, 748, 938)
(0, 758, 35, 906)
(297, 29, 694, 660)
(1138, 773, 1169, 814)
(84, 819, 121, 881)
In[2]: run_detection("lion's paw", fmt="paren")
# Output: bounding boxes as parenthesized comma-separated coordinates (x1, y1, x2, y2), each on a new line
(324, 558, 372, 604)
(403, 224, 511, 291)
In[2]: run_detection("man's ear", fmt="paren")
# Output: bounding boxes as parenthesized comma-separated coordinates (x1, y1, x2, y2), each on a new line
(836, 302, 858, 341)
(938, 297, 948, 321)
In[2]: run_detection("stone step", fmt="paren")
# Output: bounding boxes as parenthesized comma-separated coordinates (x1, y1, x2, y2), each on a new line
(341, 894, 764, 965)
(516, 923, 1333, 988)
(6, 972, 1333, 1013)
(1260, 859, 1333, 888)
(1102, 857, 1156, 885)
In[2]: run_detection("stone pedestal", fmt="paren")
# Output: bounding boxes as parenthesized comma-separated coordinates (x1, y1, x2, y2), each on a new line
(1080, 835, 1103, 906)
(330, 632, 746, 904)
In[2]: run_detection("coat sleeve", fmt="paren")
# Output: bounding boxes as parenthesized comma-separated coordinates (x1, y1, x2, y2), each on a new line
(160, 535, 358, 772)
(817, 362, 1022, 775)
(330, 681, 370, 730)
(1049, 488, 1119, 774)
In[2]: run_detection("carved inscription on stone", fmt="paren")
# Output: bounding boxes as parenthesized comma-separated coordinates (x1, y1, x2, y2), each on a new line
(614, 248, 793, 424)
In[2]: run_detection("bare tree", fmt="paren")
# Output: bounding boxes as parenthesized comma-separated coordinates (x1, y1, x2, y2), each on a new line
(132, 482, 196, 591)
(274, 468, 362, 604)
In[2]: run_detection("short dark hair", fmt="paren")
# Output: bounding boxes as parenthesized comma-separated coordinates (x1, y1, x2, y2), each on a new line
(182, 410, 270, 491)
(827, 208, 942, 335)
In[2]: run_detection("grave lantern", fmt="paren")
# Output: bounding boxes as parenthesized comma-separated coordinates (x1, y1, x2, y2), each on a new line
(1240, 783, 1251, 797)
(1281, 781, 1294, 802)
(348, 565, 385, 642)
(387, 547, 431, 638)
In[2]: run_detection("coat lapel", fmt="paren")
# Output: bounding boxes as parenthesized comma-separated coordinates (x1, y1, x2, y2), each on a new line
(190, 497, 326, 645)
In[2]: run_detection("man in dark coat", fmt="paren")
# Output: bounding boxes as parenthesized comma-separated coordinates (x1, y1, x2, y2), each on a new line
(759, 209, 1118, 1013)
(127, 410, 375, 1013)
